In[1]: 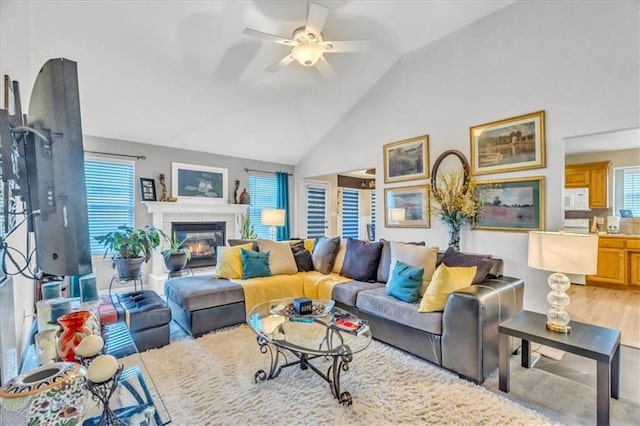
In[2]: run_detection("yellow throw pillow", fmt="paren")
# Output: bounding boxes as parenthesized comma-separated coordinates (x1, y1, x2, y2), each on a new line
(304, 239, 315, 253)
(418, 264, 477, 312)
(257, 239, 298, 275)
(215, 243, 254, 279)
(389, 242, 439, 297)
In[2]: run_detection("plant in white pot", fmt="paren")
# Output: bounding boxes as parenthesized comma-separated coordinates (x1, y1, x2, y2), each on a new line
(161, 233, 192, 272)
(95, 225, 166, 280)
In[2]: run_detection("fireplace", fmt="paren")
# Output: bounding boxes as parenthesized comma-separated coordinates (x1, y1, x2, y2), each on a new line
(171, 222, 225, 268)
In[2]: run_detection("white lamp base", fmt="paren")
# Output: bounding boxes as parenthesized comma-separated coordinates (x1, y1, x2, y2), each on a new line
(269, 226, 276, 241)
(546, 272, 572, 334)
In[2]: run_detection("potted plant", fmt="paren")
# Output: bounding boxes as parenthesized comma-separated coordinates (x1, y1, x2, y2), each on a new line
(240, 215, 258, 240)
(95, 225, 166, 279)
(162, 233, 192, 272)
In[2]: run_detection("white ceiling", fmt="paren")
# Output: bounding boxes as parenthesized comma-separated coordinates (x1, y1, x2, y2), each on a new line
(24, 1, 514, 165)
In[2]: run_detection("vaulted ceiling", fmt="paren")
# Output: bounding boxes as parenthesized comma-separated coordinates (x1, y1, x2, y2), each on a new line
(20, 1, 514, 165)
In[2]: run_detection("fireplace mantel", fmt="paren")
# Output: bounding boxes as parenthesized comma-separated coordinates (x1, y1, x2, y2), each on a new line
(143, 201, 249, 294)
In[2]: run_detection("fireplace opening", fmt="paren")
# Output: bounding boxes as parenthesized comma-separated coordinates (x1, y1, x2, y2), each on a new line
(171, 222, 225, 269)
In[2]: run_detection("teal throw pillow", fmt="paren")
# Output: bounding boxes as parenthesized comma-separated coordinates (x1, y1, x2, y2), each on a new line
(386, 260, 425, 303)
(241, 248, 271, 279)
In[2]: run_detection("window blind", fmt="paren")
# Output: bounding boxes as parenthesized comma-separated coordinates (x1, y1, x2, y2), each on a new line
(342, 189, 359, 238)
(623, 166, 640, 216)
(306, 185, 327, 238)
(84, 159, 134, 256)
(371, 190, 376, 235)
(248, 173, 277, 239)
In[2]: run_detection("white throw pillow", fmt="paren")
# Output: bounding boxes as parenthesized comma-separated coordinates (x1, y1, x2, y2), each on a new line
(389, 241, 439, 297)
(257, 239, 298, 275)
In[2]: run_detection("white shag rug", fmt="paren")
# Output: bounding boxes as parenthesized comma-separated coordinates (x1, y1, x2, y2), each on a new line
(141, 325, 553, 425)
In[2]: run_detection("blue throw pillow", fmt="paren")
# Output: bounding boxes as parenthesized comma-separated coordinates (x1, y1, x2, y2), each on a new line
(386, 260, 425, 303)
(241, 248, 271, 279)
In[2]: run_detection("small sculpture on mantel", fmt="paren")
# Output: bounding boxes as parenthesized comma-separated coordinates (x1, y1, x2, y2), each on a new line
(239, 188, 250, 205)
(159, 174, 168, 202)
(234, 179, 240, 204)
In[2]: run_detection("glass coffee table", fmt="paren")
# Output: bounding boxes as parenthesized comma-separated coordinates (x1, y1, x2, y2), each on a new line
(247, 298, 372, 405)
(82, 322, 171, 425)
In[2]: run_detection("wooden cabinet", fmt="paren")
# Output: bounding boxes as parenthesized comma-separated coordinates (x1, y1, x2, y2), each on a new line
(587, 236, 640, 288)
(565, 161, 611, 208)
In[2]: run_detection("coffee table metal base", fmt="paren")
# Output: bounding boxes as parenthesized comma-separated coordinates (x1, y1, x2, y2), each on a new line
(253, 335, 354, 405)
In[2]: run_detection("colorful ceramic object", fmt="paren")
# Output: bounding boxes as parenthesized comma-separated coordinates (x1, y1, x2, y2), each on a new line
(0, 362, 86, 425)
(57, 310, 92, 362)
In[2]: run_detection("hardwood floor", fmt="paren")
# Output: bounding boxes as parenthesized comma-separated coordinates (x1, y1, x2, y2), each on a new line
(567, 284, 640, 348)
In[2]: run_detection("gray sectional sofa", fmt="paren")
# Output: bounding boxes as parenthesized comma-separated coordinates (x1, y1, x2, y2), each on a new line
(164, 242, 523, 384)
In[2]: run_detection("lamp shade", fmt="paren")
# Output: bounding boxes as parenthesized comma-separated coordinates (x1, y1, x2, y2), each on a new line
(261, 209, 286, 227)
(389, 208, 406, 222)
(292, 42, 323, 66)
(527, 231, 598, 275)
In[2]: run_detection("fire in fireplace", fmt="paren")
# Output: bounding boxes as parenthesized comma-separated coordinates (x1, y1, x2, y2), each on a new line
(171, 222, 226, 268)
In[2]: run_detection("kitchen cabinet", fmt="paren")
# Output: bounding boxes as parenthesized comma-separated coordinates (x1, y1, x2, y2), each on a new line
(587, 236, 640, 288)
(564, 161, 611, 208)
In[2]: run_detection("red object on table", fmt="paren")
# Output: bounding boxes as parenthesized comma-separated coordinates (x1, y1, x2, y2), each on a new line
(56, 310, 92, 362)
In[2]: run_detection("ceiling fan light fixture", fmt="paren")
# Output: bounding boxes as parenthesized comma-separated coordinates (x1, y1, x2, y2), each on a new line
(292, 42, 323, 66)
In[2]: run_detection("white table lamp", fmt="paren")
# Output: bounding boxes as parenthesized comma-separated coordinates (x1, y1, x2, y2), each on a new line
(527, 231, 598, 333)
(261, 209, 286, 240)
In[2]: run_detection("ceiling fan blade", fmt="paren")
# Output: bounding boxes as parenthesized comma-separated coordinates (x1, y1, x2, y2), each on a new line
(316, 57, 336, 79)
(322, 40, 372, 53)
(305, 3, 329, 40)
(266, 55, 295, 73)
(242, 28, 297, 46)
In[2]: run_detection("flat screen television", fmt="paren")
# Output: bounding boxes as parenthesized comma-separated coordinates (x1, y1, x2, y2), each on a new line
(25, 58, 92, 276)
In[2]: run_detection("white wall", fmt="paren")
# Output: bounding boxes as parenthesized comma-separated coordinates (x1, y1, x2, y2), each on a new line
(295, 1, 640, 313)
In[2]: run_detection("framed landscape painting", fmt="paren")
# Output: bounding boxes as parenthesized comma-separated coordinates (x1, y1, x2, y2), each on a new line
(171, 162, 228, 203)
(470, 111, 546, 175)
(384, 185, 430, 228)
(472, 176, 545, 232)
(383, 135, 429, 183)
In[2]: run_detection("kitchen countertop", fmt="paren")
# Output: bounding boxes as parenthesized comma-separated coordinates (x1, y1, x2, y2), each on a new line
(596, 233, 640, 239)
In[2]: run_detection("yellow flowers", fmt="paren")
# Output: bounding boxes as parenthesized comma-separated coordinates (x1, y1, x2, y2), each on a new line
(431, 170, 482, 227)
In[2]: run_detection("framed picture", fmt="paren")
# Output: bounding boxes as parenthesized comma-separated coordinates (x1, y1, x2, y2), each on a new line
(171, 162, 228, 203)
(383, 135, 429, 183)
(384, 185, 430, 228)
(470, 111, 546, 175)
(472, 176, 545, 232)
(139, 178, 157, 201)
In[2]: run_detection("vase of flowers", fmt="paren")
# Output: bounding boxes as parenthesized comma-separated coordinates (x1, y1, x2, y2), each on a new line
(431, 170, 482, 251)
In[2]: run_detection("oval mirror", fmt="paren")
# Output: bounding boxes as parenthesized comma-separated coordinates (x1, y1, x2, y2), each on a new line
(431, 150, 471, 198)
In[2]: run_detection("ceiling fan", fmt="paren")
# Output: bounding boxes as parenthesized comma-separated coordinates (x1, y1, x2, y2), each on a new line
(242, 2, 371, 77)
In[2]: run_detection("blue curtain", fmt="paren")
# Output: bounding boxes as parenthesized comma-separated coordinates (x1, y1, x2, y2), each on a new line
(275, 171, 291, 240)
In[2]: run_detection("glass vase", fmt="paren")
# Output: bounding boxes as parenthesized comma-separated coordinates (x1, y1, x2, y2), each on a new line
(448, 224, 461, 251)
(57, 310, 92, 362)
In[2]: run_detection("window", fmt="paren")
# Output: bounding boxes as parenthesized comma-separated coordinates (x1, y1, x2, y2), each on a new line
(342, 189, 359, 238)
(614, 166, 640, 217)
(248, 173, 277, 239)
(84, 158, 134, 256)
(370, 190, 376, 241)
(306, 183, 328, 238)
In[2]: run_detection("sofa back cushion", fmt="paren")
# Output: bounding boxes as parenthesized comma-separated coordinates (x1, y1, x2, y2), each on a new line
(228, 238, 259, 251)
(437, 247, 494, 283)
(377, 239, 425, 283)
(331, 240, 348, 273)
(340, 238, 383, 282)
(390, 242, 439, 297)
(257, 239, 298, 275)
(241, 248, 271, 279)
(311, 236, 341, 274)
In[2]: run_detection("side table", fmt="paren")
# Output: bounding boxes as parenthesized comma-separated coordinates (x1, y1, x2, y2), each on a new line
(109, 274, 143, 295)
(499, 310, 620, 426)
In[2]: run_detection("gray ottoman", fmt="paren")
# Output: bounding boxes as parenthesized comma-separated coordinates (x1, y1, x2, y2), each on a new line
(115, 290, 171, 352)
(164, 276, 246, 337)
